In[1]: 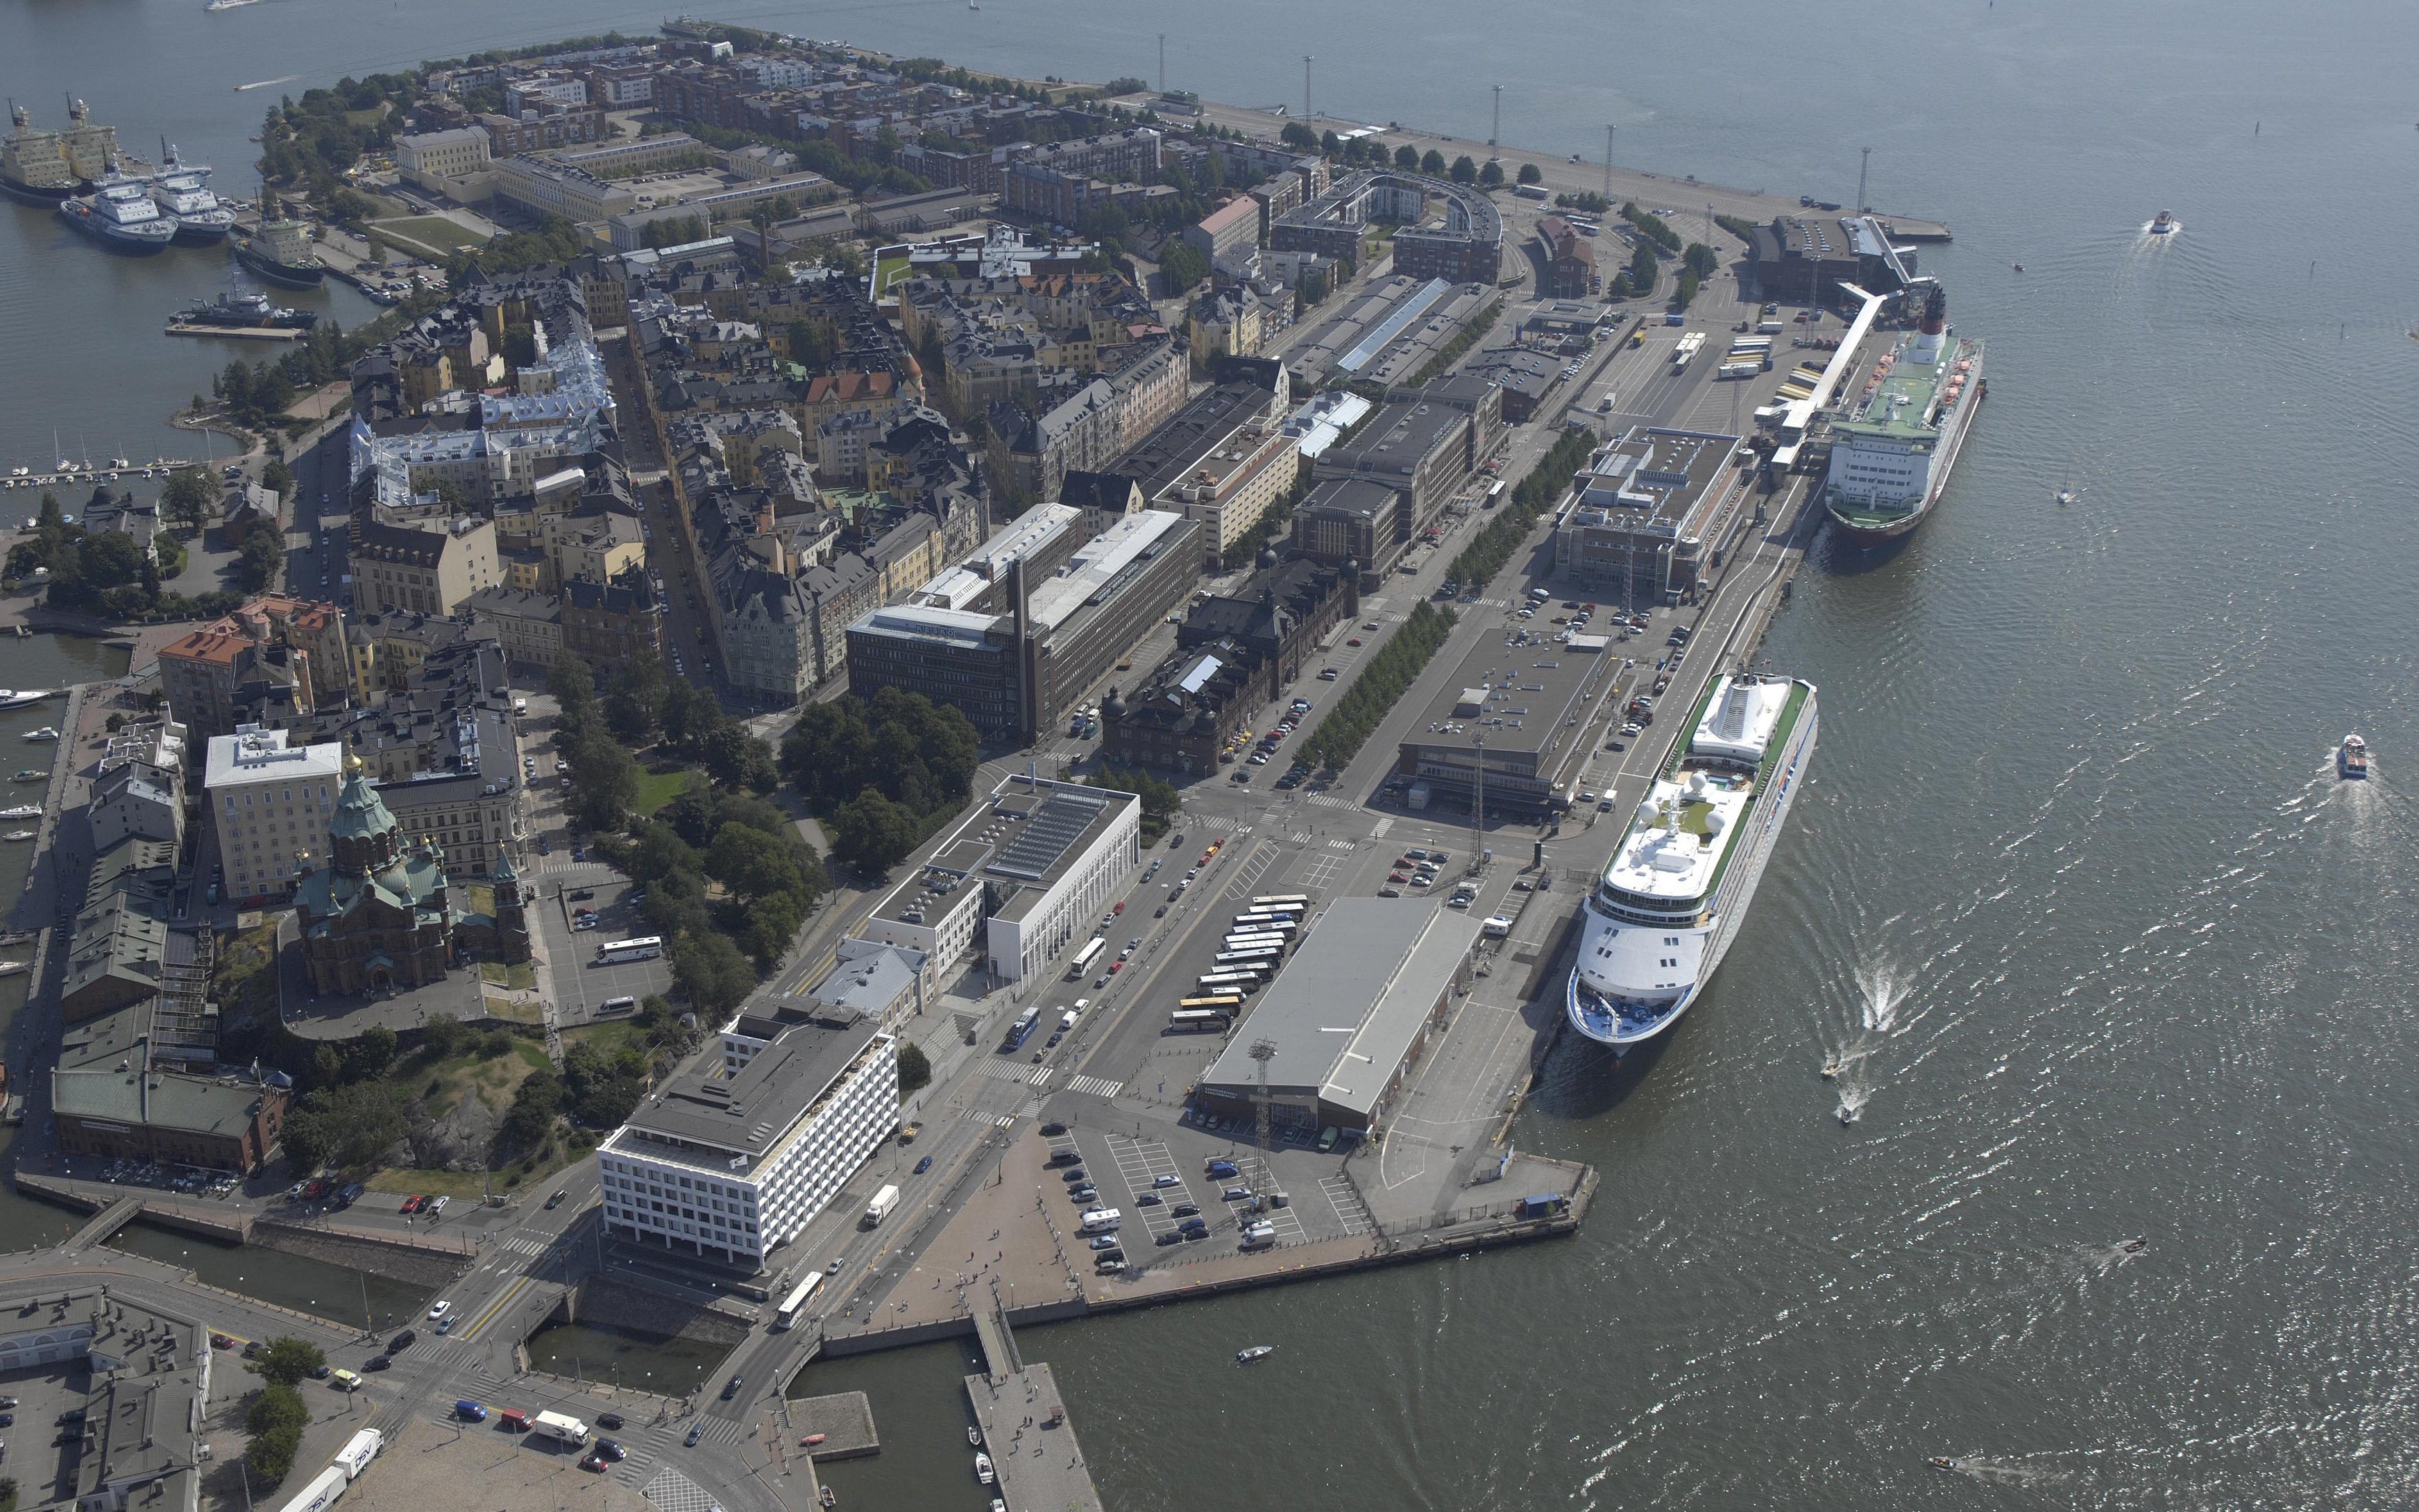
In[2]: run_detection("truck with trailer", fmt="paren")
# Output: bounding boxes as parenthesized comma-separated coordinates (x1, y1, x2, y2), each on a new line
(273, 1467, 349, 1512)
(332, 1429, 384, 1479)
(863, 1184, 901, 1228)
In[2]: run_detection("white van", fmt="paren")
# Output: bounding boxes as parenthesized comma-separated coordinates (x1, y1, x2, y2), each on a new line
(1078, 1208, 1122, 1234)
(599, 996, 636, 1014)
(1060, 1009, 1080, 1032)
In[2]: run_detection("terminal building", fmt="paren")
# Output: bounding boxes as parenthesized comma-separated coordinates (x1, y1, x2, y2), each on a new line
(844, 509, 1201, 740)
(1746, 212, 1918, 307)
(1192, 899, 1484, 1139)
(597, 1003, 897, 1269)
(1393, 628, 1620, 818)
(1551, 427, 1742, 606)
(854, 773, 1141, 984)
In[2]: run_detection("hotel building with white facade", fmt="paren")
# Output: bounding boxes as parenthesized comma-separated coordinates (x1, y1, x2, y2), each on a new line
(595, 1005, 896, 1268)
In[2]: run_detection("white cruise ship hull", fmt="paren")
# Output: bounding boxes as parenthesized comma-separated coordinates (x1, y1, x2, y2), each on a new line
(1567, 693, 1818, 1049)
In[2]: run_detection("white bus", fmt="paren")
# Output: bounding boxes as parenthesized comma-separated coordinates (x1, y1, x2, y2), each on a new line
(1215, 949, 1282, 970)
(773, 1272, 824, 1331)
(1234, 906, 1300, 922)
(594, 935, 663, 964)
(1197, 971, 1263, 994)
(1232, 916, 1298, 937)
(1067, 937, 1107, 979)
(1169, 1006, 1237, 1033)
(1224, 930, 1287, 948)
(1250, 894, 1311, 911)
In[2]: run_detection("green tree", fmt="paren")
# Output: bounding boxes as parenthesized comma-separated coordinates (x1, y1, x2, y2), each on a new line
(829, 786, 919, 876)
(1279, 121, 1318, 151)
(1517, 162, 1542, 185)
(282, 1081, 406, 1171)
(605, 656, 668, 744)
(248, 1337, 326, 1388)
(244, 1383, 306, 1483)
(420, 1012, 468, 1060)
(1683, 241, 1719, 278)
(1479, 159, 1504, 188)
(160, 467, 219, 532)
(704, 822, 801, 902)
(341, 1024, 398, 1081)
(672, 932, 756, 1015)
(1395, 144, 1420, 169)
(260, 457, 296, 499)
(1158, 239, 1208, 293)
(237, 532, 284, 593)
(548, 654, 596, 721)
(703, 725, 776, 792)
(1450, 154, 1478, 184)
(897, 1041, 932, 1095)
(500, 1065, 562, 1151)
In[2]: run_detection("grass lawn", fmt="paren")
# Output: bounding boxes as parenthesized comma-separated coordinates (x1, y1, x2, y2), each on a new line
(464, 884, 495, 916)
(371, 215, 489, 252)
(632, 767, 697, 817)
(872, 255, 911, 299)
(479, 961, 537, 991)
(561, 1019, 651, 1058)
(484, 995, 541, 1023)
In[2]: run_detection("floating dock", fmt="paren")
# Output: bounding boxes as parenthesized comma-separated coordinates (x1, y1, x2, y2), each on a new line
(164, 322, 303, 341)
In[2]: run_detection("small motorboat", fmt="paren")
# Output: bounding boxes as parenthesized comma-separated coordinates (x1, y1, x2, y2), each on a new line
(1928, 1456, 1957, 1471)
(1837, 1103, 1861, 1126)
(2149, 210, 2176, 234)
(0, 961, 26, 976)
(2012, 262, 2024, 271)
(0, 804, 41, 819)
(10, 770, 44, 783)
(22, 727, 58, 741)
(974, 1451, 995, 1485)
(967, 1426, 981, 1445)
(1820, 1057, 1841, 1080)
(1236, 1345, 1275, 1365)
(2339, 733, 2370, 779)
(2122, 1237, 2148, 1254)
(2, 831, 34, 842)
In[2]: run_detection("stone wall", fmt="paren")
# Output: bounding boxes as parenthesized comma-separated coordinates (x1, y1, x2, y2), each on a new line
(247, 1222, 473, 1291)
(554, 1276, 752, 1348)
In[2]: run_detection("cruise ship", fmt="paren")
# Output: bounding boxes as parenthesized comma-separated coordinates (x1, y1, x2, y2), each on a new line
(1567, 672, 1817, 1049)
(1822, 281, 1985, 542)
(147, 148, 235, 243)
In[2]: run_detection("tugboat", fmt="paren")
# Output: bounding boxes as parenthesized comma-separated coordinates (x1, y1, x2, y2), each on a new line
(2149, 210, 2177, 235)
(232, 215, 324, 288)
(2339, 733, 2370, 780)
(170, 290, 318, 332)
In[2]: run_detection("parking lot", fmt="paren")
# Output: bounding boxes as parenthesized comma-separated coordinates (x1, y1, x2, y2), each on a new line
(534, 875, 674, 1019)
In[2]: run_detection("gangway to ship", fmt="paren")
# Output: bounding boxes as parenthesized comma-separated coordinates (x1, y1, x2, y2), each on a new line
(1773, 282, 1888, 446)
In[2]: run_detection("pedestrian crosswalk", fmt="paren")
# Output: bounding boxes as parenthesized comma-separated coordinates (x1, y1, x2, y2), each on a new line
(1065, 1073, 1123, 1099)
(1194, 815, 1255, 832)
(1327, 838, 1357, 851)
(982, 1062, 1053, 1088)
(498, 1234, 548, 1257)
(1305, 795, 1355, 810)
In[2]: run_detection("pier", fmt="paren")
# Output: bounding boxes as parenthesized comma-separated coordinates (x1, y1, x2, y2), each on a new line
(164, 321, 303, 341)
(965, 1300, 1105, 1512)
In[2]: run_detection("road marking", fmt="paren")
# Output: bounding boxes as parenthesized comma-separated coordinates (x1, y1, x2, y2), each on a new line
(641, 1466, 718, 1512)
(1065, 1074, 1123, 1099)
(460, 1273, 532, 1343)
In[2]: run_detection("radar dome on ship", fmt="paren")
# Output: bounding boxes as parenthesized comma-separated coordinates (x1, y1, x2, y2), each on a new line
(1636, 798, 1658, 829)
(1704, 810, 1726, 836)
(1687, 771, 1707, 797)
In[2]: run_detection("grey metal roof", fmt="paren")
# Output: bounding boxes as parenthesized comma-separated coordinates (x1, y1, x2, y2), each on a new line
(1200, 899, 1481, 1120)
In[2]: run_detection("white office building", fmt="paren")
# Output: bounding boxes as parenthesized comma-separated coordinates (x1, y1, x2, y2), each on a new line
(203, 725, 346, 901)
(597, 1005, 897, 1268)
(855, 773, 1141, 985)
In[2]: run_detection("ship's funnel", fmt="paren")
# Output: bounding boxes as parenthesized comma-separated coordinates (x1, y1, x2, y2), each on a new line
(1919, 282, 1946, 337)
